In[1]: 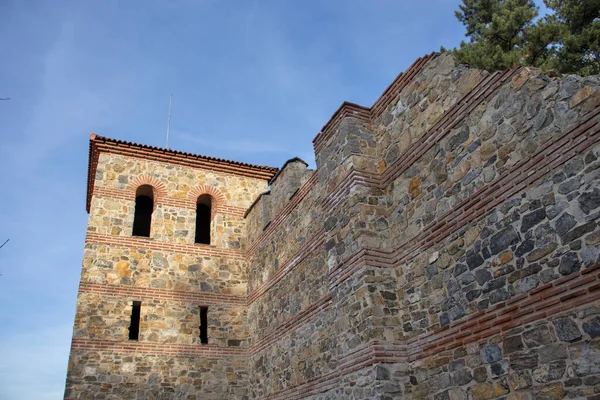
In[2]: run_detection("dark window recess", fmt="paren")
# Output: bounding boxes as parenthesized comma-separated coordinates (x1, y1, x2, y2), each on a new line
(128, 301, 141, 340)
(199, 306, 208, 344)
(132, 185, 154, 237)
(227, 339, 241, 347)
(195, 195, 212, 245)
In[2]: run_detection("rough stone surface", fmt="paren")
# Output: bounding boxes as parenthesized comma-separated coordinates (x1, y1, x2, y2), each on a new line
(554, 317, 583, 342)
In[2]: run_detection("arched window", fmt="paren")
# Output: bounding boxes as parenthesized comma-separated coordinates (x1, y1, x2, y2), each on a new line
(132, 185, 154, 237)
(195, 194, 212, 245)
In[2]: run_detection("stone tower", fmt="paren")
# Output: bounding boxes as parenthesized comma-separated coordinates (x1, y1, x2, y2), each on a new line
(67, 53, 600, 399)
(65, 134, 277, 399)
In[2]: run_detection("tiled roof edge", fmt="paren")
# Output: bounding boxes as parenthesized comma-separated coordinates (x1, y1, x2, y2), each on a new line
(85, 134, 278, 212)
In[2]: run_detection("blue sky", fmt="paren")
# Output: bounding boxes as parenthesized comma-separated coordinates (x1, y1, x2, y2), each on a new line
(0, 0, 488, 398)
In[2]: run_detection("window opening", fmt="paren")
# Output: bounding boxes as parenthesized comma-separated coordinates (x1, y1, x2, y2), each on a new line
(195, 194, 212, 245)
(199, 306, 208, 344)
(128, 301, 141, 340)
(132, 185, 154, 237)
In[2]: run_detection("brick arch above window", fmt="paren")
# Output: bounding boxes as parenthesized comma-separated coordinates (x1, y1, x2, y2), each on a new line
(188, 185, 225, 218)
(128, 176, 167, 209)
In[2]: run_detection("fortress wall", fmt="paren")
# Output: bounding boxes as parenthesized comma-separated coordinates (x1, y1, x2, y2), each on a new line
(248, 307, 339, 399)
(247, 249, 329, 342)
(245, 191, 271, 236)
(315, 117, 379, 194)
(245, 167, 334, 397)
(377, 62, 600, 334)
(346, 58, 600, 398)
(245, 172, 323, 295)
(243, 159, 313, 251)
(250, 54, 600, 399)
(245, 103, 391, 397)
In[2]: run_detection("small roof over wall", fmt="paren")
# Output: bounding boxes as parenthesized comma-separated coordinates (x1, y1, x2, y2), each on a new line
(86, 134, 279, 212)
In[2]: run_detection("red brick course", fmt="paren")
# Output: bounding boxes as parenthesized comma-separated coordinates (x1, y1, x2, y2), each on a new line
(70, 337, 247, 358)
(86, 232, 246, 260)
(78, 281, 247, 306)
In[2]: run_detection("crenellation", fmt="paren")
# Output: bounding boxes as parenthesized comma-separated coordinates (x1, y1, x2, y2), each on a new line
(268, 157, 309, 219)
(66, 53, 600, 399)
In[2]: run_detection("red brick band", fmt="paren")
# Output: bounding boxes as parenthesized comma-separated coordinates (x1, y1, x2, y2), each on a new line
(321, 169, 379, 212)
(70, 338, 247, 358)
(78, 281, 247, 306)
(85, 232, 246, 260)
(338, 342, 408, 374)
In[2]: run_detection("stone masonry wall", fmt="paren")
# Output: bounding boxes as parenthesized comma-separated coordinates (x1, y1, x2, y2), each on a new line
(245, 167, 333, 398)
(65, 152, 268, 399)
(243, 53, 600, 399)
(66, 351, 249, 400)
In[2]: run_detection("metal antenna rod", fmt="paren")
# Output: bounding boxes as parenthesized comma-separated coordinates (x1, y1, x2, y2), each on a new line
(166, 94, 172, 149)
(0, 239, 9, 250)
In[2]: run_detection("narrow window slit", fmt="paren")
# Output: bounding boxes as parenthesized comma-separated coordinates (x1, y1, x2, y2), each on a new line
(195, 195, 212, 245)
(128, 301, 141, 341)
(199, 306, 208, 344)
